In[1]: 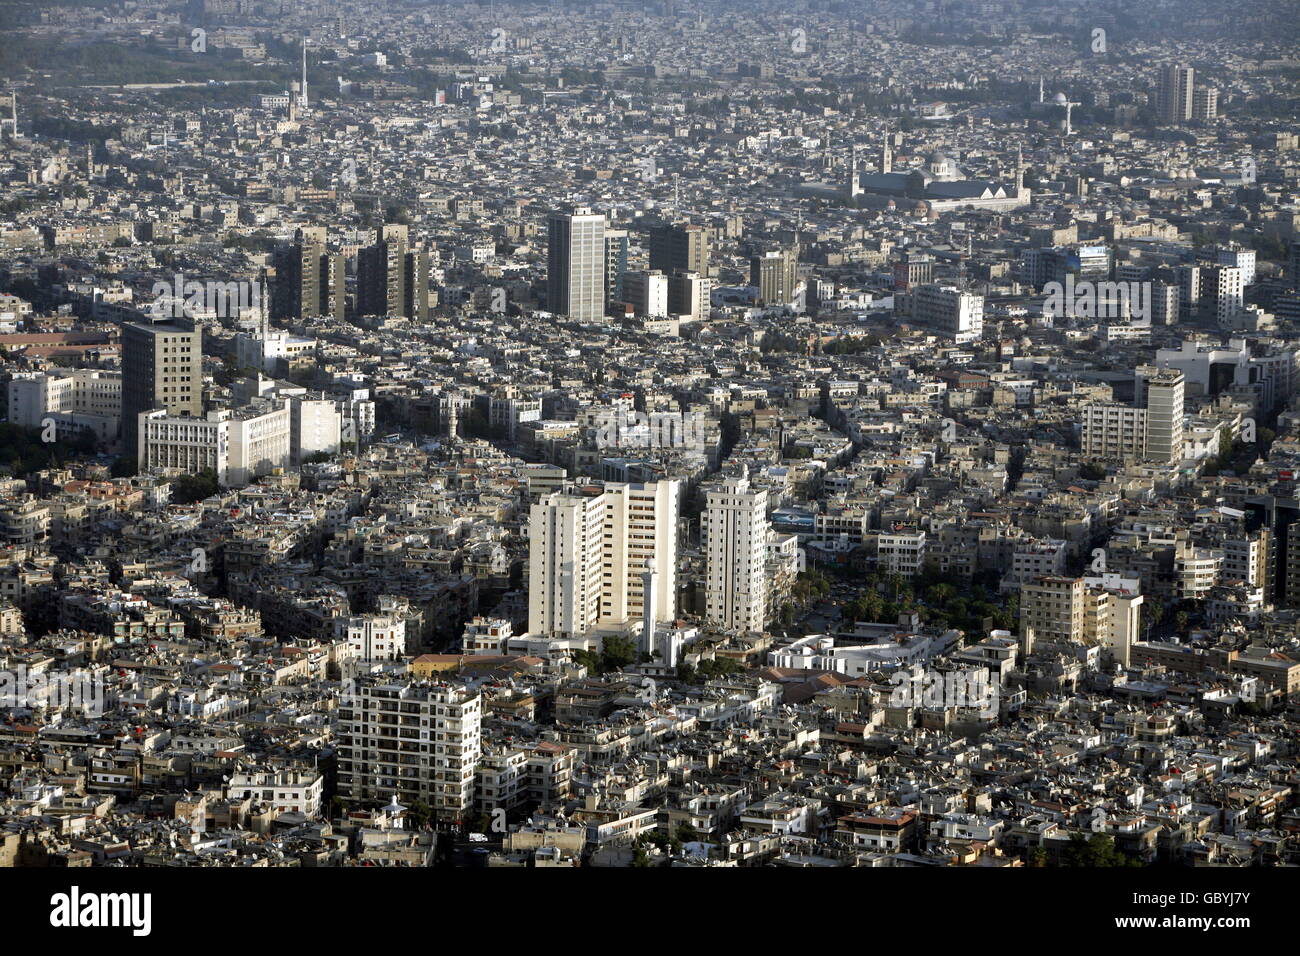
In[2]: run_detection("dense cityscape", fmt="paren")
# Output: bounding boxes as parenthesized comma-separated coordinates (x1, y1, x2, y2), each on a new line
(0, 0, 1297, 885)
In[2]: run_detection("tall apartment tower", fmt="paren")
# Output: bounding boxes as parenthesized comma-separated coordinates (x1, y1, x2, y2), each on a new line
(357, 238, 428, 320)
(528, 481, 679, 639)
(704, 474, 770, 634)
(547, 207, 606, 320)
(273, 232, 345, 321)
(1156, 65, 1194, 124)
(338, 680, 481, 822)
(668, 271, 711, 320)
(1140, 367, 1185, 464)
(529, 491, 607, 639)
(1081, 367, 1184, 464)
(1202, 264, 1244, 326)
(599, 481, 679, 630)
(1192, 86, 1218, 121)
(604, 228, 629, 306)
(649, 222, 710, 277)
(750, 248, 798, 306)
(1291, 239, 1300, 290)
(1215, 245, 1255, 286)
(121, 316, 203, 462)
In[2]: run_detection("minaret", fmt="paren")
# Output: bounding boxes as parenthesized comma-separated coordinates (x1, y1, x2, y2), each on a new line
(259, 270, 269, 339)
(641, 560, 658, 658)
(847, 142, 860, 197)
(299, 39, 309, 110)
(881, 128, 892, 173)
(1038, 76, 1044, 103)
(1016, 146, 1024, 197)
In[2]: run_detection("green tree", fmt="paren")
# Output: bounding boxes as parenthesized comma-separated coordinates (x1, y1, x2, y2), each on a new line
(170, 468, 220, 504)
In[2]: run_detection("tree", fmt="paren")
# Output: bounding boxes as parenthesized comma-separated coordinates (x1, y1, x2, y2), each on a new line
(170, 468, 220, 504)
(1145, 602, 1165, 637)
(600, 634, 637, 671)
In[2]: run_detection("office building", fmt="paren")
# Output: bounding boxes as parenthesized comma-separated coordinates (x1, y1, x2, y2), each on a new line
(138, 400, 292, 487)
(528, 481, 679, 639)
(912, 284, 984, 344)
(1192, 86, 1218, 121)
(7, 369, 121, 444)
(604, 228, 629, 306)
(668, 270, 711, 320)
(1202, 265, 1244, 326)
(751, 248, 798, 306)
(1156, 65, 1194, 124)
(1019, 574, 1143, 665)
(893, 252, 934, 291)
(649, 222, 710, 277)
(622, 270, 669, 317)
(547, 207, 606, 320)
(272, 232, 345, 321)
(1082, 367, 1184, 464)
(121, 317, 202, 462)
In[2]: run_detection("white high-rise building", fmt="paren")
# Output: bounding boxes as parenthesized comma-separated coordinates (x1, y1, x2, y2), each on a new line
(1215, 246, 1255, 286)
(911, 284, 984, 344)
(622, 269, 669, 317)
(547, 207, 606, 320)
(1204, 265, 1244, 326)
(338, 680, 481, 822)
(529, 490, 607, 639)
(704, 475, 770, 633)
(528, 480, 679, 639)
(599, 481, 679, 629)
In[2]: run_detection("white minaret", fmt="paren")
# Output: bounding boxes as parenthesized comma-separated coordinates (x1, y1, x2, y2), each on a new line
(641, 560, 658, 657)
(300, 39, 309, 110)
(1038, 76, 1044, 103)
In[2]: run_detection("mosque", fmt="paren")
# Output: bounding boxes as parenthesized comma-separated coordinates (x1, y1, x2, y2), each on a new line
(847, 135, 1031, 213)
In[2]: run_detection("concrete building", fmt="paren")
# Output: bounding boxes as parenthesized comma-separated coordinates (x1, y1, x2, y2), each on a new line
(649, 221, 710, 277)
(138, 400, 292, 487)
(7, 369, 121, 443)
(338, 680, 481, 823)
(704, 474, 769, 633)
(622, 269, 669, 318)
(751, 248, 799, 306)
(547, 206, 606, 320)
(528, 480, 679, 639)
(1156, 65, 1195, 124)
(911, 284, 984, 344)
(121, 317, 202, 461)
